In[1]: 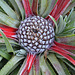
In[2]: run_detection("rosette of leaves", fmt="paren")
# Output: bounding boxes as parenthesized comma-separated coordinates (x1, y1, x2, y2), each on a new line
(0, 0, 75, 75)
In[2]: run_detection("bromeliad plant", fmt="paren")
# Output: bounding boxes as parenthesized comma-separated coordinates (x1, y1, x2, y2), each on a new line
(0, 0, 75, 75)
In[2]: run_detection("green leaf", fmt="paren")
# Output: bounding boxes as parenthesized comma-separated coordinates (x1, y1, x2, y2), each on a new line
(10, 66, 20, 75)
(67, 20, 75, 28)
(0, 43, 6, 50)
(0, 38, 19, 45)
(17, 58, 26, 75)
(40, 55, 55, 75)
(56, 34, 75, 44)
(0, 12, 19, 27)
(47, 54, 66, 75)
(15, 0, 25, 20)
(0, 6, 5, 13)
(57, 15, 66, 34)
(0, 19, 6, 25)
(29, 0, 33, 7)
(41, 0, 56, 17)
(0, 50, 11, 60)
(9, 0, 21, 19)
(63, 2, 75, 15)
(67, 8, 74, 21)
(46, 58, 56, 75)
(0, 29, 14, 53)
(59, 59, 71, 75)
(0, 0, 19, 20)
(62, 27, 75, 34)
(0, 56, 24, 75)
(40, 0, 47, 16)
(63, 59, 75, 71)
(0, 56, 3, 61)
(49, 15, 58, 33)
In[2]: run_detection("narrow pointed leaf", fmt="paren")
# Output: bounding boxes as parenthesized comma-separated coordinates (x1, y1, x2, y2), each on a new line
(54, 41, 75, 50)
(0, 24, 18, 32)
(40, 55, 55, 75)
(51, 45, 75, 56)
(10, 66, 20, 75)
(0, 12, 19, 27)
(45, 58, 56, 75)
(9, 0, 20, 17)
(0, 0, 19, 20)
(46, 0, 71, 21)
(40, 0, 47, 16)
(0, 29, 14, 53)
(57, 15, 66, 34)
(15, 0, 25, 20)
(63, 2, 75, 15)
(0, 38, 19, 45)
(0, 19, 6, 25)
(34, 56, 40, 75)
(48, 15, 58, 33)
(48, 54, 66, 75)
(17, 58, 26, 75)
(0, 50, 11, 60)
(42, 0, 56, 17)
(0, 56, 24, 75)
(63, 59, 75, 71)
(32, 0, 38, 15)
(20, 54, 36, 75)
(56, 34, 75, 44)
(52, 49, 75, 65)
(59, 60, 71, 75)
(22, 0, 33, 18)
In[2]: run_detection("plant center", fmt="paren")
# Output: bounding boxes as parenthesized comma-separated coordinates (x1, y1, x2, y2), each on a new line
(17, 16, 55, 54)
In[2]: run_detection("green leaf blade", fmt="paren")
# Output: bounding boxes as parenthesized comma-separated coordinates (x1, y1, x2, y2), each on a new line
(0, 29, 14, 53)
(0, 50, 11, 60)
(0, 0, 19, 20)
(0, 56, 24, 75)
(48, 54, 66, 75)
(0, 12, 19, 27)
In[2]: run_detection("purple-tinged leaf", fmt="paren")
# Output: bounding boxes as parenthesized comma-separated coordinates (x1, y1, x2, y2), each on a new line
(47, 54, 66, 75)
(51, 44, 75, 56)
(52, 49, 75, 65)
(32, 0, 38, 15)
(22, 0, 33, 18)
(20, 53, 36, 75)
(56, 34, 75, 44)
(34, 56, 39, 75)
(63, 2, 75, 15)
(40, 55, 53, 75)
(46, 0, 71, 21)
(54, 41, 75, 50)
(15, 0, 25, 20)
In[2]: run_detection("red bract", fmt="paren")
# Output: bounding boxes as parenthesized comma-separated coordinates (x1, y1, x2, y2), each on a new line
(0, 0, 75, 75)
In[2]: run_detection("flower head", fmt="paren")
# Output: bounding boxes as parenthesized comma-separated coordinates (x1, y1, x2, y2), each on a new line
(17, 16, 55, 54)
(0, 0, 75, 75)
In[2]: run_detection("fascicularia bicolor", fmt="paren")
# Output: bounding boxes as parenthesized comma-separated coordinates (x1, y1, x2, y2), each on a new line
(0, 0, 75, 75)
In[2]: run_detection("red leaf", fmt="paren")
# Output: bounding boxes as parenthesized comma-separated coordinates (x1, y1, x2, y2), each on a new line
(46, 0, 71, 21)
(52, 49, 75, 65)
(22, 0, 33, 18)
(34, 56, 39, 75)
(51, 45, 75, 56)
(20, 53, 36, 75)
(54, 41, 75, 50)
(0, 24, 18, 32)
(32, 0, 38, 15)
(0, 24, 17, 40)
